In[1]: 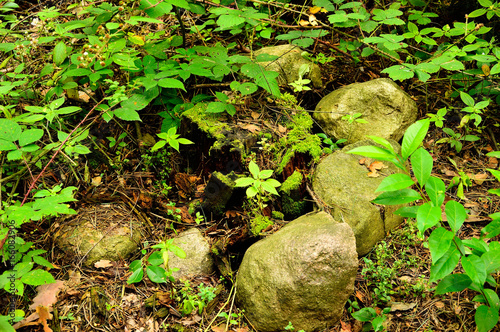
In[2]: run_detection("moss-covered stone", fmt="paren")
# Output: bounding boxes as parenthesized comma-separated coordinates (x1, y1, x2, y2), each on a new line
(271, 211, 284, 220)
(202, 171, 237, 216)
(282, 195, 307, 219)
(277, 111, 323, 173)
(250, 215, 273, 236)
(280, 170, 303, 195)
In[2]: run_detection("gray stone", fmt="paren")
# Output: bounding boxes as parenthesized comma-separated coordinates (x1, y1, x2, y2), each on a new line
(313, 78, 417, 144)
(236, 211, 357, 332)
(254, 44, 322, 88)
(168, 228, 214, 279)
(54, 204, 142, 267)
(312, 140, 406, 256)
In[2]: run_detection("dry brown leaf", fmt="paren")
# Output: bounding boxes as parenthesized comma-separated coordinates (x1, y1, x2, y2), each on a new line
(435, 301, 445, 309)
(30, 280, 65, 310)
(212, 324, 228, 332)
(278, 124, 287, 134)
(367, 171, 380, 178)
(445, 169, 458, 177)
(241, 123, 260, 133)
(487, 157, 498, 168)
(94, 260, 113, 268)
(250, 111, 260, 120)
(470, 172, 488, 185)
(355, 290, 365, 302)
(235, 327, 250, 332)
(369, 161, 386, 171)
(309, 6, 322, 14)
(66, 270, 81, 288)
(37, 306, 53, 332)
(390, 302, 416, 312)
(299, 19, 309, 26)
(309, 14, 318, 26)
(359, 158, 367, 165)
(91, 176, 102, 186)
(340, 320, 352, 332)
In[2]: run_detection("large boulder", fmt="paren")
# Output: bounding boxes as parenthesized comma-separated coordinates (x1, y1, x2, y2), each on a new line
(254, 44, 322, 88)
(313, 78, 417, 144)
(168, 228, 214, 279)
(312, 140, 406, 256)
(236, 211, 357, 332)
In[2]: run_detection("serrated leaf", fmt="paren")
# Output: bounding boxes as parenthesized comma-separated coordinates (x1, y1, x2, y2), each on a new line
(217, 14, 245, 29)
(435, 273, 471, 294)
(261, 182, 279, 195)
(411, 147, 433, 186)
(428, 227, 454, 263)
(381, 64, 415, 81)
(376, 173, 414, 192)
(402, 119, 430, 160)
(372, 188, 422, 205)
(234, 177, 254, 187)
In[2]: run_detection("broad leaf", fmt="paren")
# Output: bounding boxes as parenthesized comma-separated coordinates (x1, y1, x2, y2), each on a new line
(410, 147, 433, 186)
(462, 254, 487, 286)
(375, 173, 414, 192)
(146, 266, 167, 283)
(394, 206, 419, 218)
(53, 41, 67, 65)
(481, 244, 500, 274)
(428, 227, 454, 263)
(416, 202, 441, 233)
(0, 119, 21, 142)
(346, 146, 397, 162)
(445, 200, 467, 234)
(475, 305, 499, 332)
(435, 273, 471, 294)
(20, 269, 55, 286)
(430, 245, 461, 282)
(249, 161, 260, 179)
(127, 267, 144, 284)
(372, 188, 422, 205)
(234, 177, 254, 187)
(401, 119, 430, 160)
(425, 176, 445, 207)
(19, 129, 43, 147)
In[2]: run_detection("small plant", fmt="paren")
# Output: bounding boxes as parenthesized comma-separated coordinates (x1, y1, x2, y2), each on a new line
(289, 64, 312, 92)
(436, 127, 479, 153)
(347, 119, 500, 332)
(234, 160, 281, 212)
(218, 310, 244, 327)
(284, 321, 305, 332)
(194, 211, 204, 225)
(426, 107, 448, 128)
(317, 133, 346, 151)
(127, 240, 186, 284)
(342, 113, 368, 124)
(151, 127, 194, 153)
(352, 306, 390, 332)
(176, 281, 216, 315)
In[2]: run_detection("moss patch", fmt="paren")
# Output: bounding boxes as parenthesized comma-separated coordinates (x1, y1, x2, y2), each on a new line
(280, 170, 303, 195)
(250, 215, 273, 236)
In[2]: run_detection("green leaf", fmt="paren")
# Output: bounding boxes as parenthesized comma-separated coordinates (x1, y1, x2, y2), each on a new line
(481, 245, 500, 274)
(428, 227, 454, 263)
(440, 59, 464, 71)
(367, 136, 395, 153)
(40, 64, 55, 77)
(261, 182, 279, 196)
(216, 13, 245, 30)
(19, 129, 43, 147)
(402, 119, 430, 160)
(0, 119, 21, 142)
(168, 139, 180, 152)
(206, 102, 226, 113)
(158, 78, 186, 91)
(352, 307, 377, 322)
(411, 147, 433, 186)
(238, 82, 258, 95)
(394, 206, 419, 218)
(372, 188, 422, 205)
(445, 200, 467, 234)
(246, 186, 258, 198)
(0, 316, 16, 332)
(475, 305, 499, 332)
(430, 245, 460, 282)
(146, 265, 167, 283)
(435, 273, 472, 294)
(114, 108, 141, 121)
(53, 41, 67, 65)
(381, 64, 415, 81)
(259, 170, 273, 179)
(425, 176, 446, 207)
(376, 173, 414, 192)
(234, 177, 254, 187)
(249, 161, 260, 179)
(127, 267, 144, 284)
(170, 245, 186, 259)
(151, 140, 166, 152)
(416, 202, 442, 233)
(346, 146, 398, 162)
(20, 269, 55, 286)
(462, 254, 487, 286)
(460, 91, 475, 107)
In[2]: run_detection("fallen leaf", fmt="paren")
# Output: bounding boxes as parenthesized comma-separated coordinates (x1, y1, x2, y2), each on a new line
(445, 169, 458, 177)
(299, 19, 309, 26)
(66, 270, 81, 288)
(367, 171, 380, 178)
(359, 158, 367, 165)
(250, 111, 260, 120)
(278, 124, 287, 134)
(94, 260, 113, 268)
(309, 14, 318, 26)
(91, 176, 102, 186)
(369, 161, 386, 171)
(469, 172, 488, 185)
(355, 290, 365, 302)
(37, 306, 53, 332)
(340, 320, 352, 332)
(488, 157, 498, 168)
(390, 302, 416, 312)
(241, 123, 260, 133)
(30, 280, 66, 310)
(212, 324, 227, 332)
(235, 327, 250, 332)
(309, 6, 322, 14)
(434, 301, 445, 309)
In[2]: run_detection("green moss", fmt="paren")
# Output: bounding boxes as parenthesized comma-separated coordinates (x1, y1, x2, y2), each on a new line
(250, 215, 273, 236)
(280, 170, 303, 195)
(182, 103, 229, 141)
(282, 195, 307, 219)
(271, 211, 284, 220)
(277, 111, 323, 173)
